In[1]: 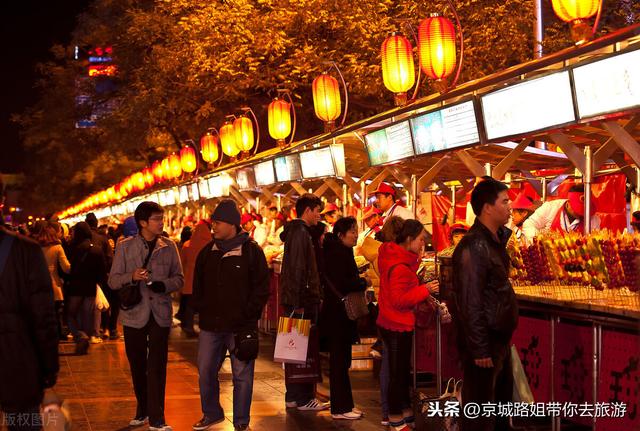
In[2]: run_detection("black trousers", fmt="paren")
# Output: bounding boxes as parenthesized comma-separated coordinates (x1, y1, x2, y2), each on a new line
(328, 331, 354, 414)
(460, 344, 513, 431)
(100, 286, 120, 332)
(379, 327, 413, 416)
(283, 305, 318, 405)
(123, 314, 170, 426)
(177, 294, 195, 330)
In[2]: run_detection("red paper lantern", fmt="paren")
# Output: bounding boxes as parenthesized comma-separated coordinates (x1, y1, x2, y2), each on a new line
(220, 120, 240, 158)
(418, 14, 457, 81)
(143, 167, 155, 188)
(312, 74, 341, 125)
(152, 160, 165, 183)
(381, 33, 415, 98)
(168, 153, 182, 179)
(180, 145, 197, 173)
(268, 98, 292, 146)
(161, 157, 171, 180)
(200, 132, 219, 163)
(234, 116, 254, 154)
(133, 171, 146, 191)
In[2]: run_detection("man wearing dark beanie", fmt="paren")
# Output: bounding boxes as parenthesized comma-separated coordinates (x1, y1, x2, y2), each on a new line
(191, 199, 270, 431)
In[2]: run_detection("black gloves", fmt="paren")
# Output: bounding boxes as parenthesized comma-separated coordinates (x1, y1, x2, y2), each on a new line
(150, 281, 166, 293)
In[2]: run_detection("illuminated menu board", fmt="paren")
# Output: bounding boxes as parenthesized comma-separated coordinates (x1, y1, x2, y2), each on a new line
(178, 185, 189, 204)
(207, 176, 229, 197)
(410, 100, 480, 155)
(198, 178, 211, 198)
(274, 154, 302, 182)
(365, 121, 415, 166)
(481, 70, 575, 140)
(236, 168, 256, 191)
(573, 49, 640, 119)
(254, 160, 276, 186)
(189, 182, 200, 201)
(300, 147, 335, 179)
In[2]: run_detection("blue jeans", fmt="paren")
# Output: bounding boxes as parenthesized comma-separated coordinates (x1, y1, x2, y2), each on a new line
(67, 296, 95, 340)
(198, 330, 255, 427)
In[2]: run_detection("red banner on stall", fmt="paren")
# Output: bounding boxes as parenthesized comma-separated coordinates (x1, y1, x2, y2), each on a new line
(511, 316, 552, 403)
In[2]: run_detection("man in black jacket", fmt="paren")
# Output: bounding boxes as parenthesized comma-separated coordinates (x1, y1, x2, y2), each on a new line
(279, 193, 330, 412)
(191, 200, 269, 431)
(451, 178, 518, 431)
(0, 225, 59, 430)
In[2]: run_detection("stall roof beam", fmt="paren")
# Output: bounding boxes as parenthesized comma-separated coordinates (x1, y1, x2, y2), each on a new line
(594, 116, 640, 170)
(417, 155, 451, 192)
(550, 133, 587, 174)
(290, 182, 308, 197)
(493, 139, 533, 180)
(610, 152, 638, 189)
(518, 169, 544, 197)
(602, 121, 640, 168)
(368, 168, 391, 193)
(456, 150, 486, 177)
(388, 166, 413, 191)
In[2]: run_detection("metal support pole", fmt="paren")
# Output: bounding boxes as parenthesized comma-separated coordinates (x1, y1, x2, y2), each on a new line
(541, 177, 548, 202)
(584, 146, 593, 233)
(534, 0, 544, 59)
(277, 195, 282, 211)
(484, 163, 492, 177)
(342, 184, 348, 217)
(551, 317, 560, 431)
(592, 324, 601, 430)
(436, 307, 442, 395)
(411, 175, 418, 219)
(360, 181, 367, 231)
(451, 185, 457, 223)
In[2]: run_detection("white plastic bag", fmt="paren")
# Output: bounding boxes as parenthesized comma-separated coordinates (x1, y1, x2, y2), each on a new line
(95, 285, 110, 311)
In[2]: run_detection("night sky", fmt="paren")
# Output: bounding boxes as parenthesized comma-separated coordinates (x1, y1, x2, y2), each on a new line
(0, 0, 89, 174)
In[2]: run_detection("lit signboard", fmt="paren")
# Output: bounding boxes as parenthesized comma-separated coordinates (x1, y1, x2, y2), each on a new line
(207, 176, 230, 198)
(481, 70, 575, 140)
(254, 160, 276, 186)
(410, 100, 480, 155)
(189, 183, 200, 201)
(198, 178, 211, 199)
(365, 121, 415, 166)
(573, 49, 640, 119)
(274, 154, 302, 182)
(236, 168, 256, 191)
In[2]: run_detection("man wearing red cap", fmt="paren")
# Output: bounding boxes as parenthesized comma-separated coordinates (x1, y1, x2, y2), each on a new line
(321, 203, 341, 228)
(241, 213, 267, 248)
(509, 193, 535, 241)
(371, 183, 414, 223)
(523, 184, 600, 240)
(356, 206, 383, 249)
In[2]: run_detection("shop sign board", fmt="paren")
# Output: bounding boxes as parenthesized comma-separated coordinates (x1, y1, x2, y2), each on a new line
(254, 160, 276, 186)
(573, 48, 640, 119)
(236, 168, 256, 191)
(481, 70, 575, 140)
(410, 100, 480, 155)
(274, 154, 303, 182)
(299, 146, 335, 179)
(178, 185, 189, 204)
(365, 120, 415, 166)
(207, 175, 230, 198)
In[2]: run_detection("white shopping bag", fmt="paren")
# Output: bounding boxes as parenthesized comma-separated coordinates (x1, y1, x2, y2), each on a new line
(273, 316, 311, 365)
(95, 285, 110, 311)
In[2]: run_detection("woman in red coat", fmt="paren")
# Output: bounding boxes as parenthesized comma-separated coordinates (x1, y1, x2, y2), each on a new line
(377, 219, 439, 431)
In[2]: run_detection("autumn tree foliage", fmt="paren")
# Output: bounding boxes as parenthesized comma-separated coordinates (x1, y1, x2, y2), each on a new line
(17, 0, 639, 213)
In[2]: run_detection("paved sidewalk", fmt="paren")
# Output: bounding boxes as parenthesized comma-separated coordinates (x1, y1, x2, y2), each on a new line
(18, 329, 391, 430)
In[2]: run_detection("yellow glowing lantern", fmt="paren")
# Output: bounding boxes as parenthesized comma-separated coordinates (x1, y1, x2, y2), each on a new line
(312, 73, 341, 128)
(180, 145, 197, 173)
(168, 153, 182, 179)
(200, 132, 219, 164)
(268, 98, 292, 147)
(551, 0, 600, 43)
(418, 14, 457, 82)
(220, 120, 240, 158)
(233, 116, 254, 155)
(381, 32, 415, 105)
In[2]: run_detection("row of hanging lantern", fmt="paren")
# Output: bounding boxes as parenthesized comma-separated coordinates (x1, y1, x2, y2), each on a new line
(59, 0, 602, 219)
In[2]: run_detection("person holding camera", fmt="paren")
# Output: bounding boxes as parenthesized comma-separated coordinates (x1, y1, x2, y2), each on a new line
(191, 200, 270, 431)
(108, 201, 184, 431)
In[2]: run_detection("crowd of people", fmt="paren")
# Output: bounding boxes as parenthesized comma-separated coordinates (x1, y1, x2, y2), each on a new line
(3, 176, 628, 431)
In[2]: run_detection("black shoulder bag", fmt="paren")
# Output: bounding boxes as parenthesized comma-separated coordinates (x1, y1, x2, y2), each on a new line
(118, 247, 153, 310)
(233, 241, 260, 362)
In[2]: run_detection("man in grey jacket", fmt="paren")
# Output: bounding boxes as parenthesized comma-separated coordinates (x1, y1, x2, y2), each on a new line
(109, 201, 184, 431)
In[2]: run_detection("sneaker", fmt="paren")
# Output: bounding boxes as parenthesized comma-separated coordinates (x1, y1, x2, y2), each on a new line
(193, 416, 224, 430)
(297, 398, 330, 411)
(109, 331, 122, 340)
(285, 401, 297, 408)
(381, 417, 390, 426)
(331, 411, 362, 420)
(352, 408, 364, 416)
(129, 416, 148, 426)
(234, 425, 250, 431)
(149, 424, 173, 431)
(89, 336, 103, 344)
(74, 338, 90, 355)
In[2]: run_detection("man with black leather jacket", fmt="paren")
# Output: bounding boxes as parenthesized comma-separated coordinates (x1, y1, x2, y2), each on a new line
(0, 225, 59, 430)
(451, 178, 518, 431)
(279, 193, 330, 412)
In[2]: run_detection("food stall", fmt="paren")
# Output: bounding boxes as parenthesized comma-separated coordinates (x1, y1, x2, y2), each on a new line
(60, 22, 639, 431)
